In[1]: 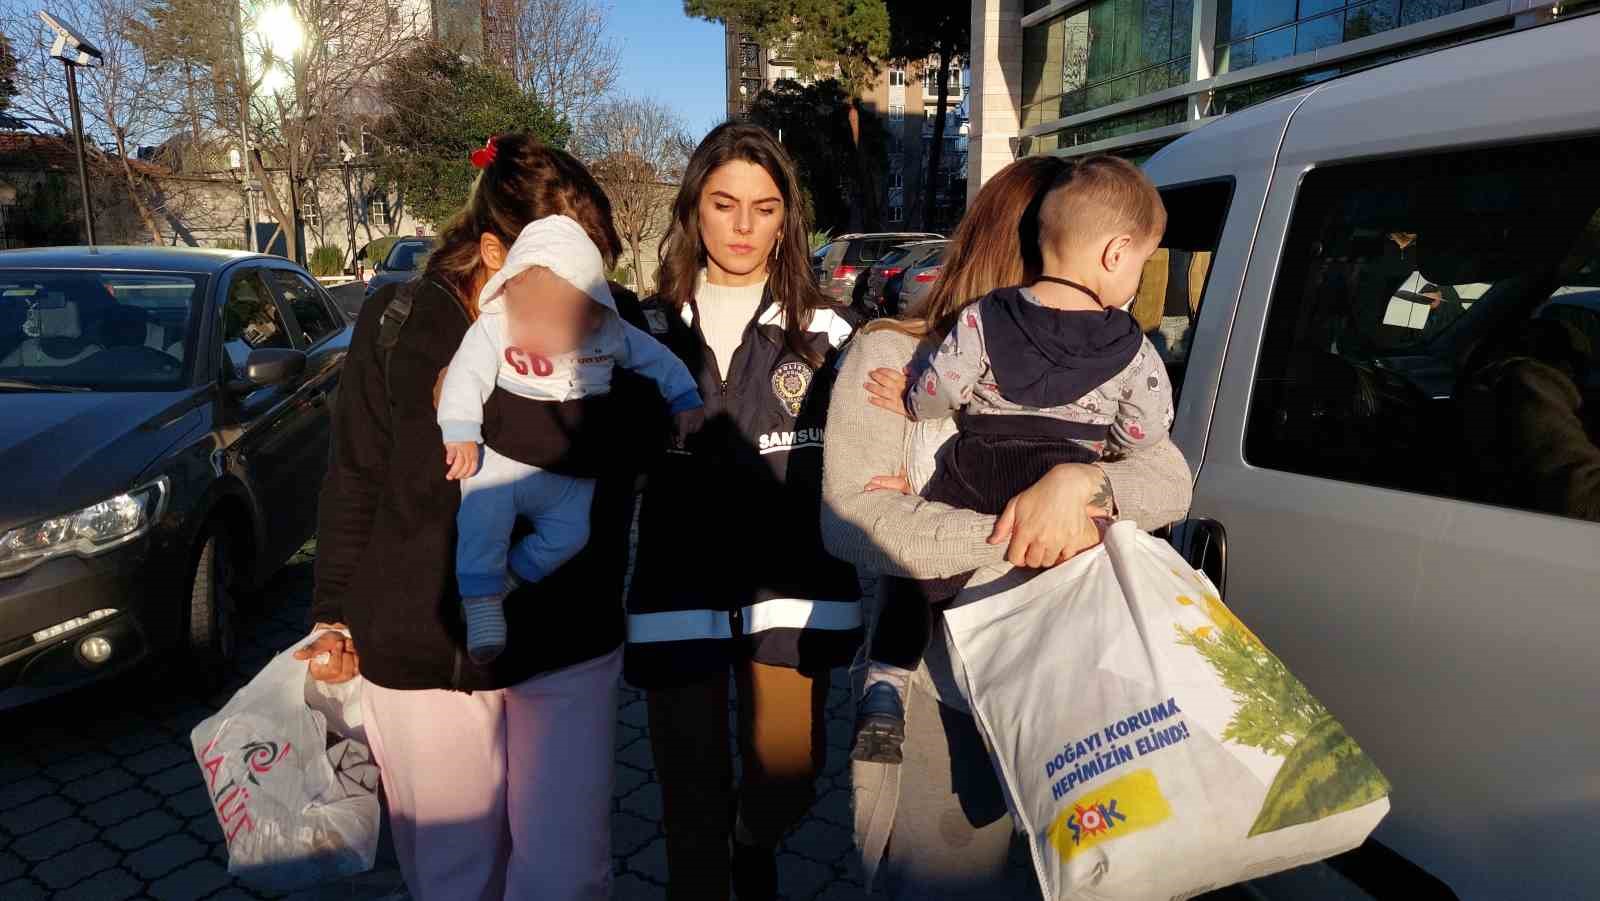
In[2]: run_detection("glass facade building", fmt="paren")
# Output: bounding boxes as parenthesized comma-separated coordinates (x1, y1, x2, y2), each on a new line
(1012, 0, 1519, 159)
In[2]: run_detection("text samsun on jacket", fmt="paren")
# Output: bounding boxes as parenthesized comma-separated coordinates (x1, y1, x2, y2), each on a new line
(624, 289, 863, 688)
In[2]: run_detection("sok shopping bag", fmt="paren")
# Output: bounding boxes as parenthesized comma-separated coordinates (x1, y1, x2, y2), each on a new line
(943, 521, 1390, 900)
(190, 631, 380, 892)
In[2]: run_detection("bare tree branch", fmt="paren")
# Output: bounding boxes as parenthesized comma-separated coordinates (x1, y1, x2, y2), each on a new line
(514, 0, 620, 128)
(579, 95, 689, 292)
(6, 0, 176, 241)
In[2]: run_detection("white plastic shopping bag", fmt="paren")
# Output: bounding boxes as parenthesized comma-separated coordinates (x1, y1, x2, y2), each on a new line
(190, 631, 381, 892)
(943, 522, 1390, 900)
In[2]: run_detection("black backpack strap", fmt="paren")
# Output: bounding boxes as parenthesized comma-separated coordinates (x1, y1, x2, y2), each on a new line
(375, 281, 416, 404)
(375, 278, 470, 404)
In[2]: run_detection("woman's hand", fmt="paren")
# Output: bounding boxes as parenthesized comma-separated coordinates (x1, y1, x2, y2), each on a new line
(865, 473, 915, 495)
(294, 624, 360, 684)
(988, 464, 1115, 568)
(865, 367, 911, 418)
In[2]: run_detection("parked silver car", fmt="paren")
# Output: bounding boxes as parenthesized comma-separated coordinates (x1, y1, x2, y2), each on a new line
(812, 232, 942, 308)
(363, 236, 436, 301)
(1143, 13, 1600, 899)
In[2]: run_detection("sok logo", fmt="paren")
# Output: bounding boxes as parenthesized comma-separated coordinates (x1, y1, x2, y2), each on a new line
(1047, 769, 1172, 862)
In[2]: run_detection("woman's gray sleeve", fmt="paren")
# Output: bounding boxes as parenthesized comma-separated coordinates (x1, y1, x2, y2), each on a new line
(1100, 435, 1193, 530)
(821, 332, 1008, 579)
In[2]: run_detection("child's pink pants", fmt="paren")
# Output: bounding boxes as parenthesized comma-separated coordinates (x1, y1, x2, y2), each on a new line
(359, 648, 621, 901)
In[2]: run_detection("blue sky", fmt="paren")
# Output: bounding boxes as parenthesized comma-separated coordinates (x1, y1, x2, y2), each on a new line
(608, 1, 728, 140)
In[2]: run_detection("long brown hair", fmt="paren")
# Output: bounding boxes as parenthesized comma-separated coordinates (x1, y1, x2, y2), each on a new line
(656, 123, 830, 366)
(868, 155, 1072, 339)
(425, 133, 623, 311)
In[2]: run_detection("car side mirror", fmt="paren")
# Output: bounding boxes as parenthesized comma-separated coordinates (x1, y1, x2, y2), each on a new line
(233, 348, 305, 393)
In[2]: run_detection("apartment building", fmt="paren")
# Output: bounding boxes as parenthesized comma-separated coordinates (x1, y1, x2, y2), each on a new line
(724, 24, 971, 229)
(968, 0, 1551, 202)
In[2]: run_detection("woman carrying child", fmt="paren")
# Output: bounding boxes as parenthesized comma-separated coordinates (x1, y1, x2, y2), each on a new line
(625, 123, 862, 901)
(300, 134, 652, 901)
(853, 156, 1175, 763)
(821, 155, 1194, 899)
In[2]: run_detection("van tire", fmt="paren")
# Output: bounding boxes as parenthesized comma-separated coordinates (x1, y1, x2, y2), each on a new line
(187, 524, 238, 678)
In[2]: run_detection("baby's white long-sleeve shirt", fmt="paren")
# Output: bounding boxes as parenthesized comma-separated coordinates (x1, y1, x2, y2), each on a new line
(436, 306, 701, 445)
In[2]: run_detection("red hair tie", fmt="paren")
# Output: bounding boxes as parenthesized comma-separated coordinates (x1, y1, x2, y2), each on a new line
(470, 136, 498, 169)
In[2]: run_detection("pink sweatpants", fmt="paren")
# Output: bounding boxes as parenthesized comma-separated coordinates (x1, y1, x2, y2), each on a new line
(360, 649, 621, 901)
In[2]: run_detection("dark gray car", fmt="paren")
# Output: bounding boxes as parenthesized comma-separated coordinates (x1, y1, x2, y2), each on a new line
(812, 232, 942, 308)
(898, 243, 948, 312)
(862, 240, 947, 318)
(0, 246, 351, 707)
(363, 236, 436, 301)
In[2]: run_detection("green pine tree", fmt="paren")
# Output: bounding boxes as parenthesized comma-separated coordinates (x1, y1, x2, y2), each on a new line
(372, 43, 570, 230)
(1174, 594, 1326, 756)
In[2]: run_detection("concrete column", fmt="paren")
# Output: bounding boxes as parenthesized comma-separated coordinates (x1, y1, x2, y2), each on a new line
(968, 0, 1025, 207)
(1188, 0, 1219, 119)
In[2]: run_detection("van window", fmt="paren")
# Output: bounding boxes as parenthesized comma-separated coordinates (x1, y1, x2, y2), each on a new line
(1245, 136, 1600, 524)
(1136, 179, 1233, 402)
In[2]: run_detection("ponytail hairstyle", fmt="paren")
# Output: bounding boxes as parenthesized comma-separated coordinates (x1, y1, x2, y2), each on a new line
(424, 133, 623, 312)
(656, 122, 830, 367)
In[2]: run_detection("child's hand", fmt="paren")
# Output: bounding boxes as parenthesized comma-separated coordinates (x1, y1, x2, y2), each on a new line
(865, 367, 911, 419)
(445, 442, 480, 480)
(672, 408, 706, 448)
(865, 473, 914, 495)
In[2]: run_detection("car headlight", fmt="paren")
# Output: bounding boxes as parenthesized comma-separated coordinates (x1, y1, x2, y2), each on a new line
(0, 479, 168, 579)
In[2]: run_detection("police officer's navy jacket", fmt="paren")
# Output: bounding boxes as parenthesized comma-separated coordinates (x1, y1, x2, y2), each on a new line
(624, 287, 863, 688)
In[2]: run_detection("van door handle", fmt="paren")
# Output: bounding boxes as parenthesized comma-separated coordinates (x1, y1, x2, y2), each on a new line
(1171, 518, 1227, 596)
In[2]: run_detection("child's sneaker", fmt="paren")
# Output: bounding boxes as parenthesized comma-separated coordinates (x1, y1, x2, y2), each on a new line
(851, 681, 907, 765)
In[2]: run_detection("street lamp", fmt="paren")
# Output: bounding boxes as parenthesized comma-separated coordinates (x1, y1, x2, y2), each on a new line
(37, 10, 103, 247)
(240, 1, 307, 260)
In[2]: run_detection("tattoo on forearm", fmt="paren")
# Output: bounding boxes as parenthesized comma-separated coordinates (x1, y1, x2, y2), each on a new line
(1091, 472, 1114, 512)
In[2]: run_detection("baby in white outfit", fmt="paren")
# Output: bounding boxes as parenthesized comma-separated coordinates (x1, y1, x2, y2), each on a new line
(437, 215, 704, 663)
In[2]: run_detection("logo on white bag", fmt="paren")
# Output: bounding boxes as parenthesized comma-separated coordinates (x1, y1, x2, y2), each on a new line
(1048, 769, 1172, 862)
(1069, 798, 1126, 841)
(200, 735, 293, 844)
(241, 740, 292, 784)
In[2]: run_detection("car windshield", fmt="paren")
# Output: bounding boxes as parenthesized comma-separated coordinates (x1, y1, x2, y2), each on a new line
(0, 269, 202, 391)
(387, 241, 435, 271)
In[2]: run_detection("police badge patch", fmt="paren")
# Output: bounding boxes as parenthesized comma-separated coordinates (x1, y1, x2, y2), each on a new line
(771, 361, 813, 416)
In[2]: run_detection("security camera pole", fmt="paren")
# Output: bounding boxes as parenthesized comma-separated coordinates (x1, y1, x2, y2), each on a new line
(38, 10, 103, 247)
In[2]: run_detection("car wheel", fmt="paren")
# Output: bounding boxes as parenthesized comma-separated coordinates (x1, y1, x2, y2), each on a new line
(188, 524, 238, 672)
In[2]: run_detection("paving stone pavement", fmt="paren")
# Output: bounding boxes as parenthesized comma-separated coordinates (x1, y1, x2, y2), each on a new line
(1, 543, 1326, 901)
(0, 546, 902, 901)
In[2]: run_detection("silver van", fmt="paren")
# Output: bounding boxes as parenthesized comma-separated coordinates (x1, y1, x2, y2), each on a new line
(1143, 12, 1600, 899)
